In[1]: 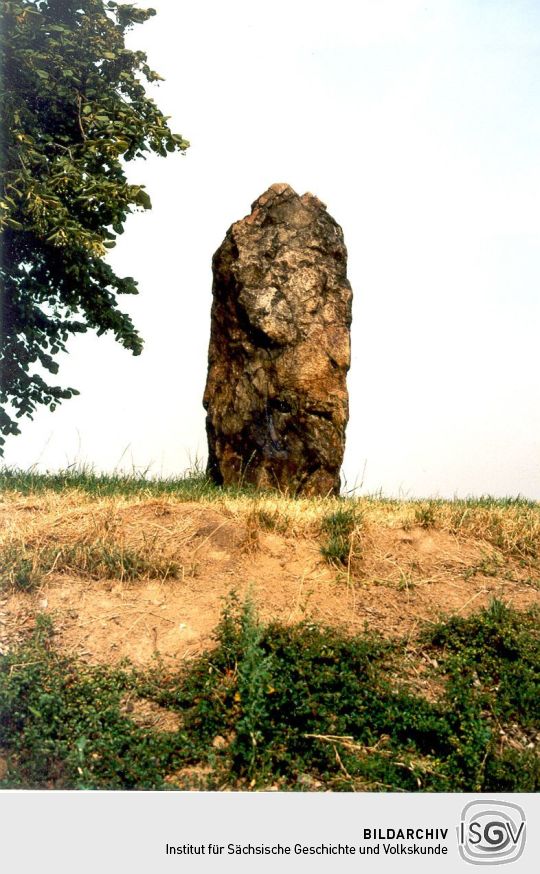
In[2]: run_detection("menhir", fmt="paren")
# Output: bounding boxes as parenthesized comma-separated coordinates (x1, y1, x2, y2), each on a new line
(203, 183, 352, 496)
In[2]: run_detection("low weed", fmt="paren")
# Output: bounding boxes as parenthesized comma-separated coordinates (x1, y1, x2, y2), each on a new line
(1, 598, 538, 791)
(463, 555, 504, 580)
(228, 596, 275, 779)
(425, 599, 539, 732)
(0, 615, 197, 789)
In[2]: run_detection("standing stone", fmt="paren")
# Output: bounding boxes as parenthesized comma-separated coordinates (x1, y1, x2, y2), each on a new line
(203, 183, 352, 496)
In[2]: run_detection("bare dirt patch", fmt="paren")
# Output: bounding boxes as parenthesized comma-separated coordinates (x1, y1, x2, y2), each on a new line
(120, 694, 183, 732)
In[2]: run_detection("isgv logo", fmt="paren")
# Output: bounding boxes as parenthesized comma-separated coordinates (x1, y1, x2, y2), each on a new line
(458, 800, 526, 865)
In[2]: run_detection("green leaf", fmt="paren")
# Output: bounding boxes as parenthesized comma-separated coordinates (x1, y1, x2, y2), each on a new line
(134, 189, 151, 209)
(0, 0, 188, 453)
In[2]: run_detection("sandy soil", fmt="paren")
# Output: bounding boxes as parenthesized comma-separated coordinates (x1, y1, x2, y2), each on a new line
(1, 497, 538, 667)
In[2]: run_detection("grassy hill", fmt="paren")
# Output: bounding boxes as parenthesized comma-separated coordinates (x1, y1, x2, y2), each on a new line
(0, 469, 538, 790)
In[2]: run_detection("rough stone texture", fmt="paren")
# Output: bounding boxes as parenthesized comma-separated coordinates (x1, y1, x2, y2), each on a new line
(203, 183, 352, 496)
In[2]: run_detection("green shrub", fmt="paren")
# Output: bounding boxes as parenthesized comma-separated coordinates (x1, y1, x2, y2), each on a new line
(1, 599, 538, 791)
(0, 615, 195, 789)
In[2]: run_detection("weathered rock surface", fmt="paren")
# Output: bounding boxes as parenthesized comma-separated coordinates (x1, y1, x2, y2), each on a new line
(203, 183, 352, 496)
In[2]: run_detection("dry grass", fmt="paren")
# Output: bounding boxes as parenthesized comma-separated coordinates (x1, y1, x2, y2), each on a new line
(1, 490, 538, 593)
(410, 498, 540, 560)
(0, 482, 538, 667)
(0, 497, 192, 587)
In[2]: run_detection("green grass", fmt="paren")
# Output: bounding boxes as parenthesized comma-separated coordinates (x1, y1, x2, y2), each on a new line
(320, 506, 360, 566)
(4, 467, 537, 508)
(1, 598, 538, 791)
(0, 465, 244, 500)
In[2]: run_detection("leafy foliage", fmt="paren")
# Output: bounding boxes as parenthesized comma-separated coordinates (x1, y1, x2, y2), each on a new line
(0, 0, 188, 450)
(0, 615, 195, 788)
(426, 600, 540, 731)
(1, 598, 537, 791)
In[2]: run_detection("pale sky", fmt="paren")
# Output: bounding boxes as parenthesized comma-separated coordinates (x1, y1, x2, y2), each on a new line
(4, 0, 540, 498)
